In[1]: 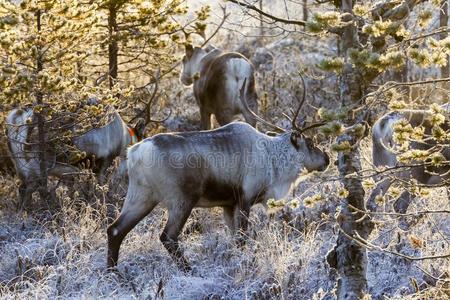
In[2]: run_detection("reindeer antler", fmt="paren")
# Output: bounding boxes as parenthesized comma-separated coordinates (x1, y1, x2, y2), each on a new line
(239, 79, 286, 133)
(291, 73, 307, 131)
(299, 121, 327, 133)
(131, 69, 172, 125)
(181, 27, 191, 41)
(181, 5, 228, 51)
(289, 73, 326, 134)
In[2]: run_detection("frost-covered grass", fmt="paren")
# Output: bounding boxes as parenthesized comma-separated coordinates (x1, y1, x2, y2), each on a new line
(1, 2, 450, 298)
(0, 198, 332, 299)
(0, 166, 448, 299)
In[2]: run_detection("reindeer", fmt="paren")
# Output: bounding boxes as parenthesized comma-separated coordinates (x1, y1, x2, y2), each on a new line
(107, 77, 330, 271)
(5, 104, 146, 209)
(180, 44, 259, 129)
(368, 104, 450, 213)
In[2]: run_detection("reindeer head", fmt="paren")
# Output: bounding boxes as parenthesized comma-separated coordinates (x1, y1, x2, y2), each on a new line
(290, 131, 330, 172)
(128, 75, 172, 141)
(240, 76, 330, 173)
(133, 118, 146, 141)
(180, 44, 208, 86)
(180, 4, 228, 86)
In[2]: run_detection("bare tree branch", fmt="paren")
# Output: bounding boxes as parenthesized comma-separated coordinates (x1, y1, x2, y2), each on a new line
(201, 5, 230, 47)
(227, 0, 306, 26)
(335, 224, 450, 263)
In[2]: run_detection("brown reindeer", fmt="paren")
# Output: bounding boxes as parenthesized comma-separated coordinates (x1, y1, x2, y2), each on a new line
(180, 44, 259, 129)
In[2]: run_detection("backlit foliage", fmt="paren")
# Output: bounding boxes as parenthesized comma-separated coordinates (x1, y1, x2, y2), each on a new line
(0, 0, 210, 163)
(311, 2, 449, 83)
(310, 1, 450, 200)
(0, 0, 97, 105)
(88, 0, 203, 87)
(393, 106, 450, 169)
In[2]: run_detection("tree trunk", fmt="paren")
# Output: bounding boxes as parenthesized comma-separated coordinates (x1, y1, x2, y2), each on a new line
(35, 9, 49, 203)
(332, 131, 374, 299)
(440, 0, 449, 78)
(108, 3, 119, 89)
(303, 0, 308, 26)
(259, 0, 264, 37)
(328, 1, 374, 298)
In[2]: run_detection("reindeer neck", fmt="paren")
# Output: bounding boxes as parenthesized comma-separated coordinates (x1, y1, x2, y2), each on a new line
(264, 134, 304, 183)
(198, 49, 223, 73)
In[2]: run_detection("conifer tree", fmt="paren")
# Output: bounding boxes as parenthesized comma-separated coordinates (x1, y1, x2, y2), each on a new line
(0, 0, 97, 202)
(89, 0, 209, 89)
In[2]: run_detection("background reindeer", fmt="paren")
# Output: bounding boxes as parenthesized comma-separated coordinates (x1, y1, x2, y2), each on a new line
(180, 44, 259, 129)
(107, 77, 329, 271)
(5, 103, 146, 209)
(368, 103, 450, 213)
(4, 75, 172, 210)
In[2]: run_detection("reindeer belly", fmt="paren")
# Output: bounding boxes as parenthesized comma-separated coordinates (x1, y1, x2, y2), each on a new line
(196, 198, 234, 207)
(196, 177, 242, 208)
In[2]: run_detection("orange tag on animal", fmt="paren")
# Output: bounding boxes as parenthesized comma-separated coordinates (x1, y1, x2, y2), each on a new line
(128, 127, 137, 145)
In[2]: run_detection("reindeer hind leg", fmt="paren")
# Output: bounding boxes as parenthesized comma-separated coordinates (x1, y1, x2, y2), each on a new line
(107, 185, 157, 269)
(17, 176, 39, 211)
(215, 112, 234, 127)
(200, 107, 212, 130)
(367, 178, 392, 211)
(160, 198, 196, 272)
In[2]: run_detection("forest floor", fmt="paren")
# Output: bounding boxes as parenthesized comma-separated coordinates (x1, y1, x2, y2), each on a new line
(0, 159, 449, 299)
(1, 4, 450, 298)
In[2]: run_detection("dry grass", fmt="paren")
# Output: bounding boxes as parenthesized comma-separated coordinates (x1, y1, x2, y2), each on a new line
(1, 2, 449, 299)
(0, 196, 333, 299)
(0, 160, 448, 299)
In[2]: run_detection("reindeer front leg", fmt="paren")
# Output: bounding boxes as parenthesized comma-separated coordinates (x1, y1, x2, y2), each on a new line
(18, 180, 35, 211)
(199, 107, 211, 130)
(234, 202, 251, 247)
(107, 184, 158, 269)
(223, 206, 235, 233)
(96, 156, 115, 185)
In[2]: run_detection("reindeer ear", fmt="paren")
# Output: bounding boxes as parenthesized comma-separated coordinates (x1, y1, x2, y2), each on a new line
(290, 132, 302, 150)
(185, 43, 194, 56)
(133, 118, 146, 140)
